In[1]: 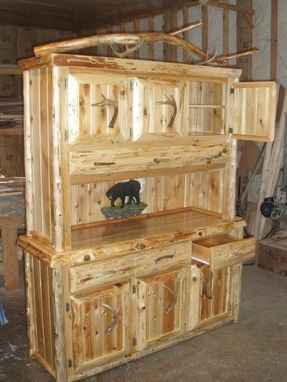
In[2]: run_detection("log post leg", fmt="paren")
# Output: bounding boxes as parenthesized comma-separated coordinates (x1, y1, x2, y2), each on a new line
(230, 263, 242, 322)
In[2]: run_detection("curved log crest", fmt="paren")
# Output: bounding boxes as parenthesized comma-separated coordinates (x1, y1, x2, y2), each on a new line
(34, 22, 259, 65)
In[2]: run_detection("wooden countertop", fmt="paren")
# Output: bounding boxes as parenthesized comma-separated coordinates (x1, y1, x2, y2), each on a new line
(71, 209, 231, 251)
(18, 209, 246, 267)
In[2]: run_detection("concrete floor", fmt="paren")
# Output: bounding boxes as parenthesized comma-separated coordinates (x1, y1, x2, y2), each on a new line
(0, 265, 286, 382)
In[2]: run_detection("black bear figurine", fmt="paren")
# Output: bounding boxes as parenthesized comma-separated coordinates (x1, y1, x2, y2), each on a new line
(106, 180, 141, 208)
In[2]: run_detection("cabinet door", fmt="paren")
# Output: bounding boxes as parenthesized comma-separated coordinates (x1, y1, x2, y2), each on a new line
(69, 282, 129, 373)
(136, 267, 187, 351)
(230, 81, 276, 142)
(188, 265, 201, 330)
(132, 78, 188, 141)
(67, 72, 130, 143)
(199, 265, 231, 322)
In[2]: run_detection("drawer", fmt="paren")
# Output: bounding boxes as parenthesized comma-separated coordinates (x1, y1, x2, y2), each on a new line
(192, 235, 256, 270)
(69, 254, 135, 294)
(136, 242, 190, 277)
(69, 143, 227, 179)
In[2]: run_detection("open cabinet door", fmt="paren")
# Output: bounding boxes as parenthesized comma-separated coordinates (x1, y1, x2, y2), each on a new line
(230, 81, 276, 141)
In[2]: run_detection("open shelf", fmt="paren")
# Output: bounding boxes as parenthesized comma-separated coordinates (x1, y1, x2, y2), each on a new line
(71, 209, 243, 252)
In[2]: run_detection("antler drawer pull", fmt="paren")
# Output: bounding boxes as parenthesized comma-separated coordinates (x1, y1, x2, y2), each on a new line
(102, 303, 120, 334)
(156, 95, 177, 128)
(92, 93, 118, 129)
(163, 283, 178, 314)
(155, 250, 176, 264)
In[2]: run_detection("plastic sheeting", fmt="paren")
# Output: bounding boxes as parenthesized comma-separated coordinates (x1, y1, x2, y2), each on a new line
(253, 0, 287, 86)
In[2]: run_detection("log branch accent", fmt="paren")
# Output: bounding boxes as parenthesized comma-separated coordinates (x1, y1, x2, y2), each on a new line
(33, 22, 259, 65)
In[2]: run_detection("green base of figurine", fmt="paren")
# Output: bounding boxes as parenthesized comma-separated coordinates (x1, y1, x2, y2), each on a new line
(101, 202, 148, 219)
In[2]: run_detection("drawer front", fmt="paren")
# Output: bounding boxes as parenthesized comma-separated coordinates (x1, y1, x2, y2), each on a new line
(136, 242, 190, 277)
(69, 143, 228, 179)
(193, 236, 256, 270)
(70, 254, 135, 294)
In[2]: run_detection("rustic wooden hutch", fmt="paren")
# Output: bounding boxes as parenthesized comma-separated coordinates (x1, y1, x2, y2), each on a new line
(18, 50, 276, 381)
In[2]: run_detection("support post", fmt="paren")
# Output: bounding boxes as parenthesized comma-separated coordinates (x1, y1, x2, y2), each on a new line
(236, 0, 253, 80)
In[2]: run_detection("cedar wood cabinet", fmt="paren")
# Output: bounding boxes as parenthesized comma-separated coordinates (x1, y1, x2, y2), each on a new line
(18, 54, 276, 381)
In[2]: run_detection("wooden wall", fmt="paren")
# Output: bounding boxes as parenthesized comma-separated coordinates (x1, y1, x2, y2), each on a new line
(0, 25, 74, 97)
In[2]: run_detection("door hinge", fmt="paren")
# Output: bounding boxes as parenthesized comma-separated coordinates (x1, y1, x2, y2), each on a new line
(230, 88, 235, 94)
(132, 338, 137, 346)
(64, 129, 69, 141)
(66, 302, 70, 312)
(68, 359, 73, 368)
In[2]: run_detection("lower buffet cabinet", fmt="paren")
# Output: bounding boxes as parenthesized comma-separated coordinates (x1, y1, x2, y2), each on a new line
(24, 234, 255, 381)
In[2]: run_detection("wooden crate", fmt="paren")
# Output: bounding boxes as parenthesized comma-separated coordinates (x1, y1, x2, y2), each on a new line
(257, 238, 287, 275)
(17, 49, 276, 381)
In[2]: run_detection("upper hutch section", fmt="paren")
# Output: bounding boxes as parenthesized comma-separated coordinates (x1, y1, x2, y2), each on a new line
(19, 54, 276, 251)
(20, 54, 276, 144)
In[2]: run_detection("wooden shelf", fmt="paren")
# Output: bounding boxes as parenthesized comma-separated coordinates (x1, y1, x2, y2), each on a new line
(71, 209, 244, 252)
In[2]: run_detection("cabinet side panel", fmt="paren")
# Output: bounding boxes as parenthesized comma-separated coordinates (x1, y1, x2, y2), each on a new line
(27, 67, 54, 241)
(26, 253, 55, 375)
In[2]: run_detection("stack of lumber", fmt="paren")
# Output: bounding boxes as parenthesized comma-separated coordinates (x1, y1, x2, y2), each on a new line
(0, 176, 25, 199)
(0, 98, 23, 131)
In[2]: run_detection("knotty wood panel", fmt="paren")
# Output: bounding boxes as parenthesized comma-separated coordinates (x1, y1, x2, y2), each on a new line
(231, 82, 276, 141)
(27, 254, 55, 374)
(26, 68, 53, 240)
(199, 265, 230, 321)
(67, 72, 130, 143)
(132, 78, 188, 140)
(70, 283, 129, 372)
(70, 169, 225, 225)
(136, 267, 187, 350)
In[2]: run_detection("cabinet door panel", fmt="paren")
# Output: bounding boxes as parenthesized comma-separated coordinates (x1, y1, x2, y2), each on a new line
(132, 78, 188, 141)
(230, 81, 276, 141)
(188, 265, 201, 330)
(70, 283, 129, 372)
(199, 266, 230, 322)
(67, 72, 130, 143)
(136, 267, 187, 350)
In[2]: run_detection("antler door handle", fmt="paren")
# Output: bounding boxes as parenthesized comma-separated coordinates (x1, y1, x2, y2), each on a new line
(163, 283, 178, 314)
(92, 93, 119, 129)
(102, 303, 120, 334)
(156, 95, 177, 128)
